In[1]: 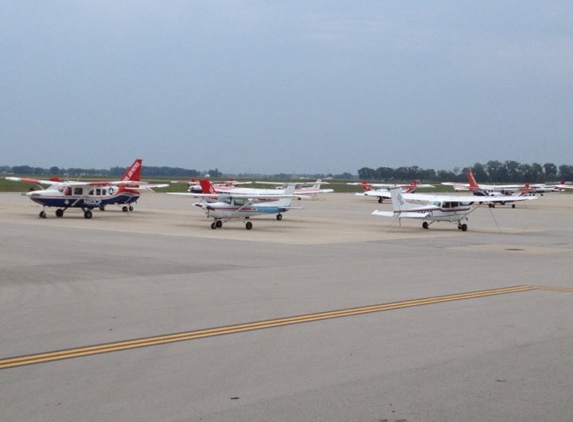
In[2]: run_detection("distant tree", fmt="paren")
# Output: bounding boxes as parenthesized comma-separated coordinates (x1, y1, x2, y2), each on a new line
(471, 163, 488, 183)
(505, 160, 521, 182)
(544, 162, 558, 180)
(335, 172, 353, 180)
(207, 168, 222, 178)
(357, 167, 376, 180)
(49, 166, 60, 176)
(486, 160, 508, 182)
(558, 165, 573, 181)
(436, 170, 457, 182)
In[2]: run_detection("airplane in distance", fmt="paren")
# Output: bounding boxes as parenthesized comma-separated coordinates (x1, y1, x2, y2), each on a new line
(170, 178, 253, 193)
(255, 179, 334, 198)
(168, 184, 300, 230)
(372, 187, 537, 231)
(349, 180, 434, 203)
(6, 159, 168, 219)
(193, 178, 316, 199)
(442, 170, 555, 198)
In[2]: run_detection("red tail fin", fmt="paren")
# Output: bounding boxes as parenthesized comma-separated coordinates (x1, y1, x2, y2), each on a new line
(121, 159, 142, 181)
(467, 170, 479, 189)
(199, 179, 217, 194)
(361, 181, 372, 191)
(405, 180, 417, 193)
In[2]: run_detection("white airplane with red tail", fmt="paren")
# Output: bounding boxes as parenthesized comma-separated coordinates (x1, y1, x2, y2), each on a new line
(372, 187, 537, 231)
(6, 159, 168, 219)
(349, 180, 434, 203)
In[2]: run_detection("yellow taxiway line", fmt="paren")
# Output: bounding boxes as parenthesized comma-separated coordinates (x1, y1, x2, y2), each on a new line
(0, 284, 563, 370)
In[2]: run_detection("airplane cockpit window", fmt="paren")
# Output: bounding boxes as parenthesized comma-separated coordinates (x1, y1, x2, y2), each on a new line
(73, 187, 83, 195)
(233, 198, 245, 206)
(64, 187, 72, 195)
(443, 202, 450, 208)
(431, 201, 441, 207)
(220, 195, 232, 204)
(450, 202, 459, 208)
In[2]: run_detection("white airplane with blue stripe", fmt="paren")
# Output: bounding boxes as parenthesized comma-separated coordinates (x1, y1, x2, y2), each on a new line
(6, 159, 168, 219)
(169, 183, 302, 230)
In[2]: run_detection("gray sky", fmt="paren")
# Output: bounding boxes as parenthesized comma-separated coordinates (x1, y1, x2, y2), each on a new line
(2, 1, 572, 175)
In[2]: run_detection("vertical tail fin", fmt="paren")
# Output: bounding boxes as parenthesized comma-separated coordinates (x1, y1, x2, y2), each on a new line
(361, 181, 372, 191)
(389, 187, 417, 213)
(199, 179, 217, 195)
(467, 170, 479, 189)
(404, 180, 418, 193)
(121, 159, 142, 181)
(277, 184, 295, 207)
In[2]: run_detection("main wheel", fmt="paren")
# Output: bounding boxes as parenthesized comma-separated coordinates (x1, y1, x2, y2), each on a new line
(215, 220, 223, 228)
(39, 210, 46, 218)
(211, 222, 217, 229)
(56, 209, 64, 218)
(422, 221, 429, 229)
(84, 210, 93, 219)
(276, 214, 283, 221)
(122, 206, 128, 212)
(129, 205, 134, 212)
(245, 221, 253, 230)
(460, 223, 468, 232)
(378, 197, 383, 203)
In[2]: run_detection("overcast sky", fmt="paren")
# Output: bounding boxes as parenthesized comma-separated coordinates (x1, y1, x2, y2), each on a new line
(2, 1, 572, 174)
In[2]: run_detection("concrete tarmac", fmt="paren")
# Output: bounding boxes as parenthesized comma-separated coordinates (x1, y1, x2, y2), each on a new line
(1, 191, 572, 421)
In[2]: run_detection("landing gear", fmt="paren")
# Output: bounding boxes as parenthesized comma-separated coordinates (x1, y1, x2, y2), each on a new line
(422, 221, 429, 229)
(99, 205, 106, 211)
(56, 209, 64, 218)
(211, 220, 223, 229)
(378, 197, 383, 204)
(39, 210, 46, 218)
(276, 213, 283, 221)
(122, 206, 128, 212)
(84, 210, 93, 219)
(245, 221, 253, 230)
(457, 223, 468, 231)
(511, 204, 516, 208)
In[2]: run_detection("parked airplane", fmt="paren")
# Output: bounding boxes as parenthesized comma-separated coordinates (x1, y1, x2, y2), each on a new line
(193, 178, 314, 199)
(372, 187, 536, 231)
(255, 179, 334, 198)
(170, 178, 252, 193)
(442, 170, 553, 198)
(6, 159, 168, 219)
(349, 180, 434, 203)
(169, 184, 300, 230)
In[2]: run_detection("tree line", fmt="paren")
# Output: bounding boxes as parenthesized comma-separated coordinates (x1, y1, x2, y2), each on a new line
(1, 165, 222, 179)
(358, 161, 573, 183)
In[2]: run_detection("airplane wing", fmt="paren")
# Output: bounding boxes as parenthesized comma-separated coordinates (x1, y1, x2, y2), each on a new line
(361, 190, 391, 198)
(6, 177, 62, 186)
(371, 210, 432, 218)
(403, 193, 538, 203)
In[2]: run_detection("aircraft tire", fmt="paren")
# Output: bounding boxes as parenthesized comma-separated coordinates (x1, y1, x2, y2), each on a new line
(56, 209, 64, 218)
(378, 197, 383, 203)
(276, 214, 282, 221)
(511, 204, 516, 208)
(129, 206, 134, 212)
(461, 223, 468, 232)
(39, 211, 46, 218)
(215, 220, 223, 228)
(211, 222, 217, 230)
(84, 210, 93, 219)
(245, 221, 253, 230)
(122, 206, 128, 212)
(422, 222, 429, 229)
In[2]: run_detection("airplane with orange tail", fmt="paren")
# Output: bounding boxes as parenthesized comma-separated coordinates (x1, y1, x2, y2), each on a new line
(348, 180, 434, 203)
(443, 170, 557, 200)
(6, 159, 168, 219)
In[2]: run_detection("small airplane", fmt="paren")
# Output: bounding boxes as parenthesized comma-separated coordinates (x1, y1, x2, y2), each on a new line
(170, 178, 253, 193)
(372, 187, 537, 231)
(168, 183, 301, 230)
(349, 180, 434, 203)
(6, 159, 168, 219)
(255, 179, 334, 198)
(192, 178, 316, 199)
(442, 170, 555, 198)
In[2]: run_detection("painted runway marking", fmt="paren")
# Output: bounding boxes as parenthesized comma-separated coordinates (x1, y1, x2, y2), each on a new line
(0, 285, 566, 370)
